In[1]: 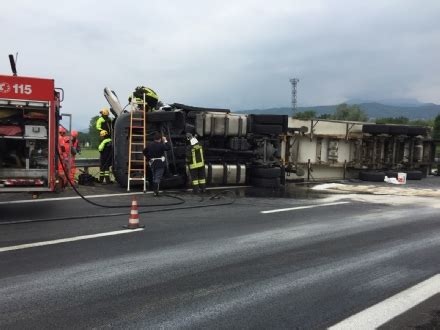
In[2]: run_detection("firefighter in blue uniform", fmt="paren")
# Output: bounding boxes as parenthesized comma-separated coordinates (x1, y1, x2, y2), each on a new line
(143, 132, 170, 196)
(186, 134, 206, 194)
(98, 130, 112, 184)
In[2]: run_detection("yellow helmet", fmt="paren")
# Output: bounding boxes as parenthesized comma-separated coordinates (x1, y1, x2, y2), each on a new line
(100, 108, 110, 116)
(100, 130, 109, 137)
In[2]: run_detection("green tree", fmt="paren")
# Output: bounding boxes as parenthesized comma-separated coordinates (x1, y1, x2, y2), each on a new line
(432, 114, 440, 139)
(376, 116, 409, 124)
(88, 115, 100, 148)
(77, 132, 90, 146)
(318, 113, 332, 119)
(332, 103, 368, 122)
(293, 110, 317, 120)
(409, 119, 434, 127)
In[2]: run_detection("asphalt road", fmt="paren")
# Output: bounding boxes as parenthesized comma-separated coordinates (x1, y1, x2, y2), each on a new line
(0, 185, 439, 328)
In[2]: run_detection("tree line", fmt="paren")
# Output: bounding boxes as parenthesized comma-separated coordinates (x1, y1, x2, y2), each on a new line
(72, 115, 100, 148)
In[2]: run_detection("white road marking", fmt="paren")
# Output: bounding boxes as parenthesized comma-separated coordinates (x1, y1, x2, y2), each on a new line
(261, 201, 350, 214)
(330, 274, 440, 329)
(0, 191, 147, 205)
(0, 228, 144, 253)
(0, 186, 248, 205)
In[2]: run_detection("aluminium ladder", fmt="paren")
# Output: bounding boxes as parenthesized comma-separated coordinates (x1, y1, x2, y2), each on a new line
(127, 94, 147, 192)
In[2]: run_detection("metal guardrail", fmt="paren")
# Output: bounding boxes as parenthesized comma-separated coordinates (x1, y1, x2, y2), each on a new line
(75, 158, 100, 169)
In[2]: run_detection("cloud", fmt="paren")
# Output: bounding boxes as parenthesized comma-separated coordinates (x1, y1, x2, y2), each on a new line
(1, 0, 440, 128)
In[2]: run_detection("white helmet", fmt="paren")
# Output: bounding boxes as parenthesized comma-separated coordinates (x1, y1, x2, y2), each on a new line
(190, 137, 198, 146)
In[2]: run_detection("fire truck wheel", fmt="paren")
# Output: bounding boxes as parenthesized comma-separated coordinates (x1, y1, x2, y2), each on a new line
(54, 180, 64, 193)
(250, 176, 281, 188)
(250, 167, 281, 178)
(358, 171, 386, 182)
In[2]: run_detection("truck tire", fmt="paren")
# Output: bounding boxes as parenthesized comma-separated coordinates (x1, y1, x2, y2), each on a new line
(362, 124, 389, 134)
(407, 127, 427, 136)
(406, 170, 423, 180)
(385, 171, 398, 178)
(250, 177, 281, 188)
(359, 171, 386, 182)
(389, 125, 408, 135)
(250, 167, 281, 178)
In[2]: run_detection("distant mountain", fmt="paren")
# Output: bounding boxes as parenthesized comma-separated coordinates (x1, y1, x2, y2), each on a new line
(346, 98, 425, 107)
(235, 102, 440, 120)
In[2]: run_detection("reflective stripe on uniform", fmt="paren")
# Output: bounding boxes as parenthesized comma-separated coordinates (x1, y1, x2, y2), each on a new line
(189, 145, 204, 169)
(96, 117, 112, 134)
(98, 138, 112, 152)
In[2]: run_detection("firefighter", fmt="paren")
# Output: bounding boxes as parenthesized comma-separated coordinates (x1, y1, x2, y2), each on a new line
(186, 134, 206, 194)
(98, 130, 112, 184)
(143, 131, 170, 196)
(68, 130, 81, 184)
(57, 126, 68, 186)
(129, 86, 159, 111)
(96, 108, 112, 136)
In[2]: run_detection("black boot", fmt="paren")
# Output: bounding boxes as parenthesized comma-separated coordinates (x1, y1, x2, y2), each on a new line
(192, 185, 200, 194)
(99, 175, 104, 184)
(154, 183, 160, 197)
(105, 176, 112, 184)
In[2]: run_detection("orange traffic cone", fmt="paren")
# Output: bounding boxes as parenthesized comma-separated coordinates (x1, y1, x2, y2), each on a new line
(124, 197, 145, 229)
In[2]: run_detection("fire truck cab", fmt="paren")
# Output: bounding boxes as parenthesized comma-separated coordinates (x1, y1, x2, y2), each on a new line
(0, 74, 62, 192)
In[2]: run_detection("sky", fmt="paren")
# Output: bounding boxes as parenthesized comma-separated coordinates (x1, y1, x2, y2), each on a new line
(1, 0, 440, 129)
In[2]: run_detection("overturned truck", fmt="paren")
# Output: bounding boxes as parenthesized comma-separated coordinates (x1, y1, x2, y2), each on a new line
(105, 89, 288, 189)
(105, 89, 437, 189)
(282, 118, 437, 182)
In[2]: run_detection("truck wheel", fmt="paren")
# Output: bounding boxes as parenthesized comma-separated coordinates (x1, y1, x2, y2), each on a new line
(250, 167, 281, 178)
(407, 127, 427, 136)
(385, 171, 398, 178)
(406, 170, 423, 180)
(250, 177, 281, 188)
(359, 171, 386, 182)
(389, 125, 408, 135)
(362, 125, 389, 134)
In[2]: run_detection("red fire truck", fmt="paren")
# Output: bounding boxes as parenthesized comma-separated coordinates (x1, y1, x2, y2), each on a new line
(0, 56, 63, 192)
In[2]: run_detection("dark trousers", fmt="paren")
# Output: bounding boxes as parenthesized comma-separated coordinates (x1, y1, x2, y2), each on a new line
(151, 162, 165, 184)
(189, 166, 206, 192)
(100, 146, 112, 181)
